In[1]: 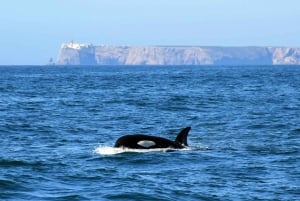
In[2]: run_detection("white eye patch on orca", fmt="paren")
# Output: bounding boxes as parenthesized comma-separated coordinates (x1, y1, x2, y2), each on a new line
(137, 140, 156, 148)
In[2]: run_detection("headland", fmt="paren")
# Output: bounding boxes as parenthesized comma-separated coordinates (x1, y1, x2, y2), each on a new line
(56, 42, 300, 65)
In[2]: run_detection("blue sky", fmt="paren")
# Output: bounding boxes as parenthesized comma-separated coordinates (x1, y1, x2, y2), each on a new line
(1, 0, 300, 65)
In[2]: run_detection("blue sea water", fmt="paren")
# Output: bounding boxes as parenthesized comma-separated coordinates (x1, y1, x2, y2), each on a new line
(0, 65, 299, 200)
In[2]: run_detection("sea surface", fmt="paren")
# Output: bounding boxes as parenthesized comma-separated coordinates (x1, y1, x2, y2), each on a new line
(0, 65, 299, 200)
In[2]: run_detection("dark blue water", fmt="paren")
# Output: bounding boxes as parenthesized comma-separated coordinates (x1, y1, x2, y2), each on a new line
(1, 65, 299, 200)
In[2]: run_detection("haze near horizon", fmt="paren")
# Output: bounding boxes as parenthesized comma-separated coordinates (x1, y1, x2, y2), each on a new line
(0, 0, 300, 65)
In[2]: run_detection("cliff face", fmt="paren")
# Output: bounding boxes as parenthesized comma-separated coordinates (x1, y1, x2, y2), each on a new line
(56, 43, 96, 65)
(269, 47, 300, 65)
(56, 43, 300, 65)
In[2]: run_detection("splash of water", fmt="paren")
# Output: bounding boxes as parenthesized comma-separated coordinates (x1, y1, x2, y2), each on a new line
(93, 144, 209, 155)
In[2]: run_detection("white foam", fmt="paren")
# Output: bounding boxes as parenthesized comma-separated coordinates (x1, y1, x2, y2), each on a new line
(93, 144, 208, 156)
(94, 146, 126, 155)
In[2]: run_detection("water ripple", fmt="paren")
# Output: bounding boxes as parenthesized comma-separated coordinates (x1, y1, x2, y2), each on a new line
(1, 65, 300, 200)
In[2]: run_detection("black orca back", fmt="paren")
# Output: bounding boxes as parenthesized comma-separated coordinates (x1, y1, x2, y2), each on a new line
(114, 134, 176, 149)
(114, 127, 191, 149)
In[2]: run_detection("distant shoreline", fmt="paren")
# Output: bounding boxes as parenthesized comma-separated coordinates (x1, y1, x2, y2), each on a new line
(1, 64, 300, 68)
(56, 43, 300, 66)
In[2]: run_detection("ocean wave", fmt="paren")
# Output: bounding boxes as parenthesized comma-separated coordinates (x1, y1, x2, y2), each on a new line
(93, 144, 209, 156)
(0, 159, 45, 167)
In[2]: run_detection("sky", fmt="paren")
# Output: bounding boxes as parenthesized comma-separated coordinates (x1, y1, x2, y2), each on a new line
(0, 0, 300, 65)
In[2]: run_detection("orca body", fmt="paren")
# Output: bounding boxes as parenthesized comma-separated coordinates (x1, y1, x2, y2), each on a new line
(114, 127, 191, 149)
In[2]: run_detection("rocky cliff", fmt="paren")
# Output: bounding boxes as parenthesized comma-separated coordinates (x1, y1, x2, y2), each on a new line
(56, 43, 300, 65)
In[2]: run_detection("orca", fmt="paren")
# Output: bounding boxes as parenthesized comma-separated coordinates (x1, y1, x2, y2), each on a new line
(114, 127, 191, 149)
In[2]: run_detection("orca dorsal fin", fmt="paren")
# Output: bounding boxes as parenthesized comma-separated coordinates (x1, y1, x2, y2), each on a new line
(175, 127, 191, 147)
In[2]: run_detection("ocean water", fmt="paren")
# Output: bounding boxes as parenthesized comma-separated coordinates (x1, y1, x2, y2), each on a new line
(0, 65, 299, 200)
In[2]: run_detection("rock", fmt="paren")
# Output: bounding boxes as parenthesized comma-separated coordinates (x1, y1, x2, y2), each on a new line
(56, 42, 96, 65)
(56, 42, 300, 65)
(269, 47, 300, 65)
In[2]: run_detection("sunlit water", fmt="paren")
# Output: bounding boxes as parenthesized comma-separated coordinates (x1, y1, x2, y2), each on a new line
(1, 65, 299, 200)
